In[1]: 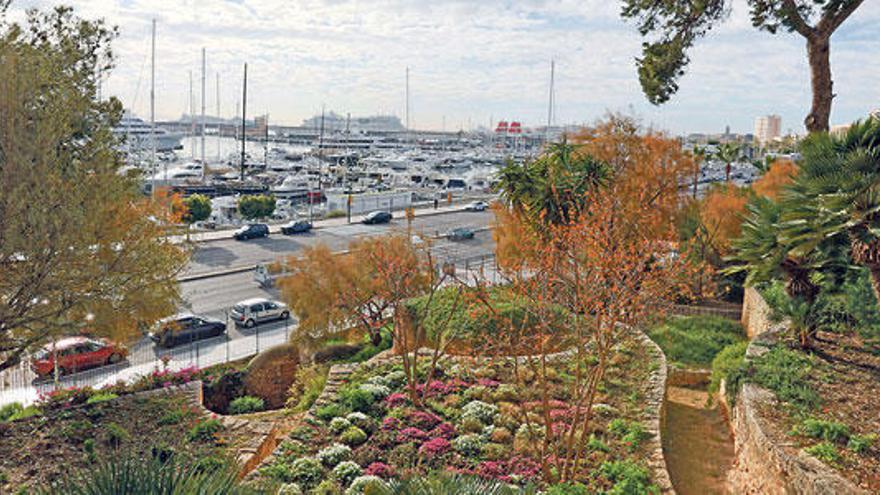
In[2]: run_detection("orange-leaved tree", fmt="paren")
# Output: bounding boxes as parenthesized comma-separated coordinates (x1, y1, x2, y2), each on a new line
(752, 158, 798, 200)
(699, 183, 750, 257)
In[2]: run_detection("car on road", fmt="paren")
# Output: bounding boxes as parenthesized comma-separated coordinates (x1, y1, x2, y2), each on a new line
(31, 337, 127, 377)
(362, 211, 392, 225)
(465, 201, 489, 212)
(148, 313, 226, 348)
(281, 220, 312, 235)
(447, 227, 476, 241)
(233, 223, 269, 240)
(230, 298, 290, 328)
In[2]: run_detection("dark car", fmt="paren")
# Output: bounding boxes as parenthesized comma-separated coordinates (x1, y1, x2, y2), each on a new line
(281, 220, 312, 235)
(31, 337, 128, 377)
(233, 223, 269, 240)
(362, 211, 392, 225)
(148, 314, 226, 348)
(447, 227, 475, 241)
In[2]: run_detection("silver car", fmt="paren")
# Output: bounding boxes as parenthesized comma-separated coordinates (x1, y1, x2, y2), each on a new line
(230, 298, 290, 328)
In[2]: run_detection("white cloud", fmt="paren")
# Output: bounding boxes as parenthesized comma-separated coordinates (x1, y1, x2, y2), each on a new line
(6, 0, 879, 133)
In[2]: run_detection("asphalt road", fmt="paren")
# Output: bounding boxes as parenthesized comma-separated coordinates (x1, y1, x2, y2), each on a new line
(0, 210, 496, 406)
(185, 209, 494, 277)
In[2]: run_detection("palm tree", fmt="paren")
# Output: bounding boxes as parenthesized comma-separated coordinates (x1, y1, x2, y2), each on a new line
(715, 142, 741, 183)
(786, 117, 880, 305)
(690, 145, 707, 198)
(495, 137, 609, 229)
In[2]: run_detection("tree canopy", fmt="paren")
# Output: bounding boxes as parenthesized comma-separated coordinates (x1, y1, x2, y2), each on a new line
(620, 0, 867, 132)
(238, 194, 276, 220)
(0, 6, 189, 372)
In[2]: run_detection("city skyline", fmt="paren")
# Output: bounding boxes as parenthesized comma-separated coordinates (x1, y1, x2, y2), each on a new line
(6, 0, 879, 134)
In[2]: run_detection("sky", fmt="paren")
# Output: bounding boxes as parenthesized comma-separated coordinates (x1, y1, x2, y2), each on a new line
(5, 0, 880, 134)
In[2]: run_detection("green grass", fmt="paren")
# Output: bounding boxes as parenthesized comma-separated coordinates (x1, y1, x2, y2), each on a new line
(648, 315, 745, 367)
(709, 341, 749, 395)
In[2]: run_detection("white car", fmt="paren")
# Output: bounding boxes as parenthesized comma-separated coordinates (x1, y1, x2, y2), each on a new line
(230, 298, 290, 328)
(465, 201, 489, 212)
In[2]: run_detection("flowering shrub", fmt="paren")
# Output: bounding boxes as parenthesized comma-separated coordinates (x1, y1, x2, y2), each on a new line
(330, 417, 352, 434)
(418, 437, 451, 458)
(359, 383, 391, 400)
(477, 378, 501, 388)
(332, 461, 363, 486)
(452, 433, 485, 457)
(277, 483, 303, 495)
(36, 386, 95, 410)
(397, 427, 429, 443)
(289, 457, 324, 489)
(408, 410, 442, 430)
(428, 422, 456, 440)
(384, 393, 409, 409)
(364, 462, 394, 478)
(472, 456, 542, 483)
(461, 400, 498, 424)
(317, 443, 352, 467)
(346, 412, 374, 432)
(383, 371, 407, 388)
(340, 426, 368, 446)
(381, 417, 401, 431)
(365, 375, 391, 388)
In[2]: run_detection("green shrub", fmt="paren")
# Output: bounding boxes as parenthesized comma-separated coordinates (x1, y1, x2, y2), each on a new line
(228, 395, 265, 415)
(158, 408, 189, 426)
(709, 341, 749, 396)
(332, 461, 362, 486)
(607, 419, 650, 452)
(545, 482, 591, 495)
(460, 400, 497, 424)
(289, 457, 324, 489)
(330, 417, 352, 434)
(339, 387, 375, 413)
(647, 315, 744, 367)
(325, 209, 346, 219)
(345, 412, 374, 433)
(5, 405, 40, 422)
(188, 418, 223, 442)
(260, 462, 296, 483)
(277, 484, 303, 495)
(83, 438, 97, 463)
(794, 418, 851, 444)
(749, 347, 820, 411)
(317, 443, 352, 467)
(316, 403, 348, 421)
(847, 433, 876, 454)
(587, 434, 610, 453)
(598, 460, 658, 495)
(452, 434, 484, 457)
(288, 365, 329, 412)
(0, 402, 23, 422)
(105, 422, 130, 448)
(313, 479, 343, 495)
(0, 469, 7, 485)
(480, 442, 509, 461)
(340, 426, 367, 446)
(85, 392, 118, 405)
(347, 475, 385, 494)
(804, 442, 840, 464)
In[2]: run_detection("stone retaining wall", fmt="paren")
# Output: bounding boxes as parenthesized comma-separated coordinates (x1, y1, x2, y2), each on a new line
(727, 314, 866, 494)
(740, 287, 773, 339)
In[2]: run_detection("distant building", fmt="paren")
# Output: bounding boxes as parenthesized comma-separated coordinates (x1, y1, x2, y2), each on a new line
(302, 112, 405, 133)
(755, 115, 782, 144)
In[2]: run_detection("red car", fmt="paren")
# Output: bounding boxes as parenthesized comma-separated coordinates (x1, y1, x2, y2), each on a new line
(31, 337, 128, 377)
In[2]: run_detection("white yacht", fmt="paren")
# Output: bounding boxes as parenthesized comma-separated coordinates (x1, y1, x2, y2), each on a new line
(114, 113, 184, 153)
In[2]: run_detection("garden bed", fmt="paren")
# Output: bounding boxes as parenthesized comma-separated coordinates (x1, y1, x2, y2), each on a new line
(732, 329, 880, 492)
(254, 332, 666, 493)
(0, 383, 236, 492)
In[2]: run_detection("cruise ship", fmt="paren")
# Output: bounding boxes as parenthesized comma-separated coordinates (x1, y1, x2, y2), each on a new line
(114, 113, 184, 153)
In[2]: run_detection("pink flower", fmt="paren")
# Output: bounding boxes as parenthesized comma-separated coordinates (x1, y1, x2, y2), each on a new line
(408, 410, 442, 430)
(418, 437, 451, 458)
(477, 378, 501, 388)
(428, 422, 456, 440)
(384, 393, 409, 408)
(381, 417, 402, 431)
(365, 462, 395, 478)
(397, 427, 429, 443)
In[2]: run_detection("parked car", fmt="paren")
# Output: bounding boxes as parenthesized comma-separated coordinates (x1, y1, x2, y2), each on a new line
(233, 223, 269, 240)
(447, 227, 475, 241)
(465, 201, 489, 212)
(148, 313, 226, 348)
(230, 298, 290, 328)
(281, 220, 312, 235)
(31, 337, 127, 377)
(362, 211, 392, 224)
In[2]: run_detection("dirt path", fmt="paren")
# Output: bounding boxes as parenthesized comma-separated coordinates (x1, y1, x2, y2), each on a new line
(663, 386, 735, 495)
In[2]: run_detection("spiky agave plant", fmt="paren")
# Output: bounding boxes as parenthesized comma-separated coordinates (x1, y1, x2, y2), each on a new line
(35, 455, 260, 495)
(366, 473, 537, 495)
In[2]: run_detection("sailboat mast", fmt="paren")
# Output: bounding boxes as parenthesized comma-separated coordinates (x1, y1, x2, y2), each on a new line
(405, 66, 410, 144)
(150, 19, 156, 188)
(546, 59, 555, 144)
(216, 72, 221, 162)
(189, 71, 195, 159)
(200, 47, 206, 163)
(240, 63, 247, 181)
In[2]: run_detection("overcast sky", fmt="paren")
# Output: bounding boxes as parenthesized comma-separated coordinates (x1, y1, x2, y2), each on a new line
(7, 0, 880, 134)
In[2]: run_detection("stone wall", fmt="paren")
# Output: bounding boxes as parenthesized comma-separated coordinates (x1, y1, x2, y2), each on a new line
(727, 317, 867, 494)
(243, 343, 301, 409)
(740, 286, 773, 339)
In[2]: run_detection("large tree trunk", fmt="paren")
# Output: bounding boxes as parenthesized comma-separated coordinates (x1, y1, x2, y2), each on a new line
(804, 36, 833, 133)
(867, 266, 880, 311)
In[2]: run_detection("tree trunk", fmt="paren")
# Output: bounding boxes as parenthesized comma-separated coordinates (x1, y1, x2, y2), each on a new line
(804, 36, 832, 133)
(866, 266, 880, 310)
(725, 162, 731, 182)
